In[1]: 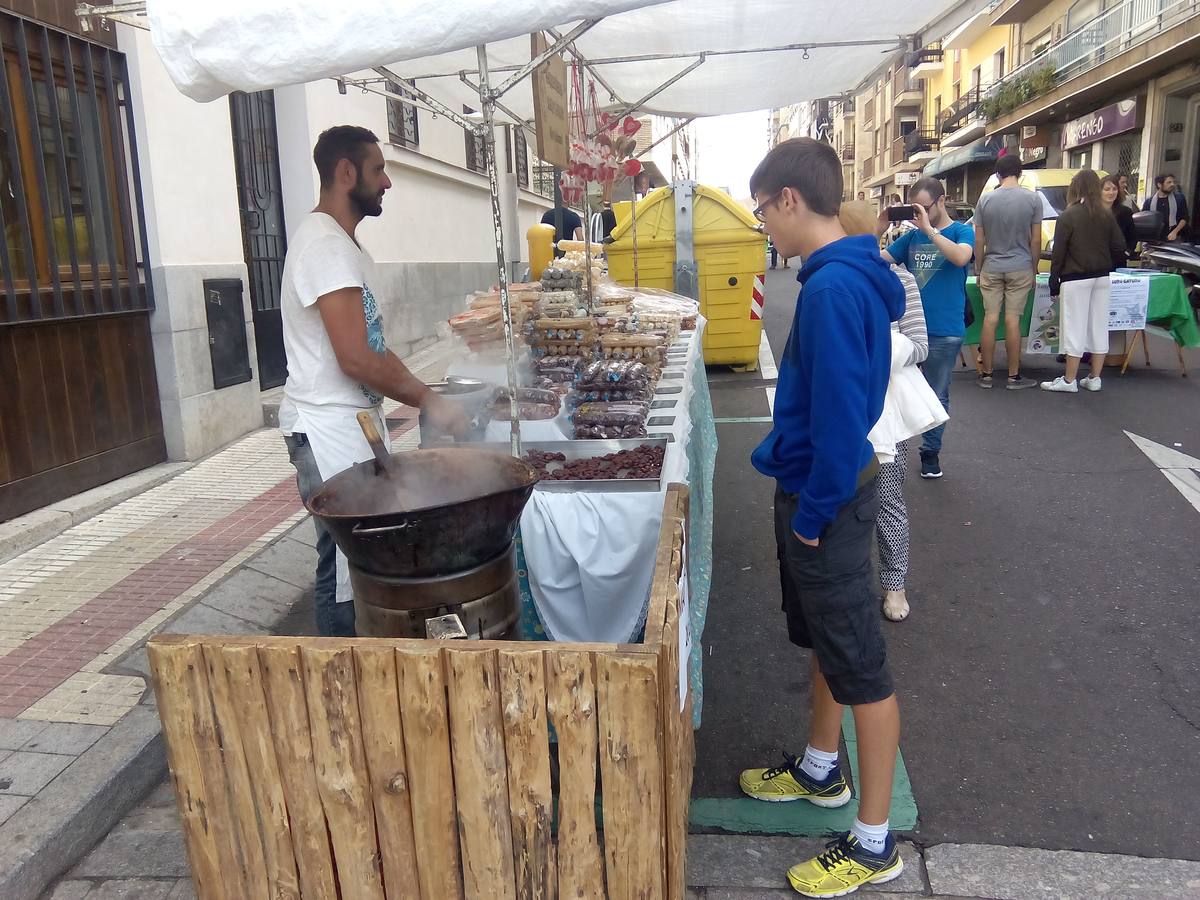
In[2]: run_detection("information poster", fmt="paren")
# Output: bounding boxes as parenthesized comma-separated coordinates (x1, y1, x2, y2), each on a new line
(1026, 279, 1058, 355)
(1107, 274, 1151, 331)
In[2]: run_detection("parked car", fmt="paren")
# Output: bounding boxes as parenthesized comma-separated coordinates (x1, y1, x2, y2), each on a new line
(977, 168, 1107, 273)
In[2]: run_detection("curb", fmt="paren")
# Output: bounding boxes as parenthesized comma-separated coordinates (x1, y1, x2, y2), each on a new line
(0, 462, 191, 567)
(0, 524, 316, 900)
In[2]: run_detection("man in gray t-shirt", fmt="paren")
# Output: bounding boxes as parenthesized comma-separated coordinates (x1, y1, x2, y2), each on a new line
(974, 155, 1043, 389)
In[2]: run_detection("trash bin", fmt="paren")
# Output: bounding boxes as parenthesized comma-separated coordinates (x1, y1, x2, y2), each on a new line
(608, 182, 767, 369)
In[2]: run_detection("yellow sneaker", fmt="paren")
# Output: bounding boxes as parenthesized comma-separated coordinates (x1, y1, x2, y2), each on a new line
(738, 753, 852, 807)
(787, 833, 903, 898)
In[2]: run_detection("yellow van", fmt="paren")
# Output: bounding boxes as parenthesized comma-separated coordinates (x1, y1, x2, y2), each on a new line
(977, 168, 1106, 272)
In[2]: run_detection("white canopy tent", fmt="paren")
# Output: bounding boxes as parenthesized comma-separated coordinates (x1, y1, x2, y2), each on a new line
(145, 0, 962, 117)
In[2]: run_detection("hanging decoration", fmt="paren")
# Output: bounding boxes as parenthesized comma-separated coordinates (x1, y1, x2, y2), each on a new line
(558, 62, 642, 204)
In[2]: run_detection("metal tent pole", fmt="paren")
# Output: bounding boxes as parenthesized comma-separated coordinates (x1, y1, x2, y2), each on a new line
(631, 178, 640, 288)
(476, 44, 522, 458)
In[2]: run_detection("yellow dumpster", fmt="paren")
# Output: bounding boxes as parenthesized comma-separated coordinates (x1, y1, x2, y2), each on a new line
(607, 183, 767, 369)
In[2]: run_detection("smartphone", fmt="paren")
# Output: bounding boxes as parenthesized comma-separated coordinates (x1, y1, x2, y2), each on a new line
(887, 204, 917, 222)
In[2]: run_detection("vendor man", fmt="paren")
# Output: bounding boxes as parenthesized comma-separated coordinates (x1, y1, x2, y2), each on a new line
(279, 125, 465, 636)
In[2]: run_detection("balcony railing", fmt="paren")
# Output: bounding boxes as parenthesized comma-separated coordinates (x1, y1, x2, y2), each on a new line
(904, 128, 941, 155)
(890, 137, 908, 168)
(985, 0, 1200, 119)
(892, 69, 921, 105)
(940, 86, 985, 133)
(862, 98, 876, 126)
(906, 44, 944, 69)
(861, 157, 875, 180)
(841, 145, 855, 162)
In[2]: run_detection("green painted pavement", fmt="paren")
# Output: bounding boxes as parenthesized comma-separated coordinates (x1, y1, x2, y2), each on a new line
(689, 708, 917, 835)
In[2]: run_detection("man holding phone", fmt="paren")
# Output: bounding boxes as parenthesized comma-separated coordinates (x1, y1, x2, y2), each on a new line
(882, 178, 974, 480)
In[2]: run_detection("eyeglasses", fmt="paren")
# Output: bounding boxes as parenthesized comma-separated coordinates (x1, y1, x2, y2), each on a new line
(753, 190, 783, 223)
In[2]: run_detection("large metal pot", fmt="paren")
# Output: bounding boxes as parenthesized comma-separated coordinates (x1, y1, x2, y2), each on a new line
(306, 447, 537, 578)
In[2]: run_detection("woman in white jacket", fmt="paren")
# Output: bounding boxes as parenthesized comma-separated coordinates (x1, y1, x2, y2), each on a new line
(841, 201, 929, 622)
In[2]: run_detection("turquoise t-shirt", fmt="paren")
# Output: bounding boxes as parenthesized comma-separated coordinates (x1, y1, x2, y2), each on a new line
(886, 221, 975, 338)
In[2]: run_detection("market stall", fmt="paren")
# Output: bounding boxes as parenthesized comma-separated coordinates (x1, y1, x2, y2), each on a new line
(100, 0, 978, 894)
(964, 271, 1199, 375)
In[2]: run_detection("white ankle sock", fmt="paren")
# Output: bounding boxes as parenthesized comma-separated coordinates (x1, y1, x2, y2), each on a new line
(799, 745, 839, 780)
(851, 818, 890, 854)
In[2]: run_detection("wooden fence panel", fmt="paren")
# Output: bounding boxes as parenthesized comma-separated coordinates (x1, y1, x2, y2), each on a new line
(301, 646, 386, 900)
(498, 648, 555, 900)
(147, 641, 229, 900)
(220, 644, 301, 900)
(446, 649, 518, 900)
(546, 649, 605, 899)
(258, 645, 339, 899)
(355, 645, 422, 899)
(202, 645, 270, 898)
(396, 646, 465, 900)
(599, 654, 665, 900)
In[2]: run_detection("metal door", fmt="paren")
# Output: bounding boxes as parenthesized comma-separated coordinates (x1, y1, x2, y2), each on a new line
(229, 90, 288, 389)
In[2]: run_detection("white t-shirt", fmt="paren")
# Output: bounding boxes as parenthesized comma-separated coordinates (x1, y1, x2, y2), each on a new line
(279, 212, 386, 431)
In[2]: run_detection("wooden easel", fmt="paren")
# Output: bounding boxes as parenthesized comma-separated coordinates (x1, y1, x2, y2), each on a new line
(1119, 328, 1189, 377)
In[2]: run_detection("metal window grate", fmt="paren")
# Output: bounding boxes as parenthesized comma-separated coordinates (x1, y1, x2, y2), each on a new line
(386, 79, 419, 149)
(0, 12, 149, 324)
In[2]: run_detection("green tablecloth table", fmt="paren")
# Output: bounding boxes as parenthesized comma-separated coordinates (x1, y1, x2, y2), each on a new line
(963, 272, 1200, 349)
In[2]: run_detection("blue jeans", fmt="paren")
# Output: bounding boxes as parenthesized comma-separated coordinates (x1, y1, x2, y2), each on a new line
(285, 433, 355, 637)
(920, 336, 962, 455)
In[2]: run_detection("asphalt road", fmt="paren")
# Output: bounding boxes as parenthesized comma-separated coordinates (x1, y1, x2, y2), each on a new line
(693, 264, 1200, 860)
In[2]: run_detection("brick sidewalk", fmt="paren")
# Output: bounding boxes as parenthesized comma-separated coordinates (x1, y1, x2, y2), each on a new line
(0, 342, 449, 852)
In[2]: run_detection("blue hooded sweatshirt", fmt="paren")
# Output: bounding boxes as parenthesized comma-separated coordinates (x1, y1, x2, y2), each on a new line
(751, 234, 905, 540)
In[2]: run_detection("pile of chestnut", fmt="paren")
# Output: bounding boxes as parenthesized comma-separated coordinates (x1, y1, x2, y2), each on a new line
(524, 444, 665, 482)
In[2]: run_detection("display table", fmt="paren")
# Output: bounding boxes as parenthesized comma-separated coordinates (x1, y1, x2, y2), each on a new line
(963, 271, 1200, 349)
(448, 325, 717, 726)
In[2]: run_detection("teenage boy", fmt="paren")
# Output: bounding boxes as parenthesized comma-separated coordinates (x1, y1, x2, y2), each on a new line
(741, 137, 907, 897)
(974, 154, 1042, 390)
(883, 177, 975, 479)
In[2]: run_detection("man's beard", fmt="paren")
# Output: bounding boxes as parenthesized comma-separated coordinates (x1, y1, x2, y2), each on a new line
(351, 180, 384, 218)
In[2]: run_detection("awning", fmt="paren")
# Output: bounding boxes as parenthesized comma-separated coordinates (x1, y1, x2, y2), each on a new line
(147, 0, 965, 117)
(922, 136, 1003, 177)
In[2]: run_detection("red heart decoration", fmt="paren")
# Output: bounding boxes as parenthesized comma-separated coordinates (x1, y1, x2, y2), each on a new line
(622, 116, 642, 137)
(623, 158, 643, 177)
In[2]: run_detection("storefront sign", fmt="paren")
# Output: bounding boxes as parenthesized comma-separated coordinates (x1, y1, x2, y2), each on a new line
(531, 33, 569, 168)
(894, 171, 921, 186)
(1061, 98, 1138, 150)
(869, 186, 884, 199)
(1020, 146, 1047, 164)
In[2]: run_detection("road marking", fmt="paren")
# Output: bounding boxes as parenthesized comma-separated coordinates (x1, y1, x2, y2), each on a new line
(1125, 431, 1200, 515)
(765, 386, 776, 414)
(758, 331, 778, 380)
(689, 709, 917, 835)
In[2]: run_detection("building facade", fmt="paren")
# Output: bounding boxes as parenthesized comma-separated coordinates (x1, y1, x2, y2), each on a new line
(0, 4, 552, 521)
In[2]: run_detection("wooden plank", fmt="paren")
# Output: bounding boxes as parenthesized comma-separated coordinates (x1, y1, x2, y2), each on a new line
(497, 649, 555, 900)
(150, 633, 645, 655)
(201, 644, 270, 898)
(34, 326, 74, 467)
(545, 650, 604, 899)
(79, 318, 114, 449)
(147, 640, 228, 900)
(395, 646, 464, 900)
(58, 320, 98, 459)
(300, 645, 386, 900)
(11, 326, 52, 476)
(643, 486, 687, 647)
(445, 649, 517, 900)
(354, 645, 421, 900)
(258, 644, 339, 900)
(598, 653, 665, 900)
(98, 316, 133, 443)
(221, 645, 301, 900)
(658, 598, 693, 900)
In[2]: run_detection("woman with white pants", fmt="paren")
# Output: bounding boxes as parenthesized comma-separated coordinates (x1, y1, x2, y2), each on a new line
(1042, 170, 1127, 393)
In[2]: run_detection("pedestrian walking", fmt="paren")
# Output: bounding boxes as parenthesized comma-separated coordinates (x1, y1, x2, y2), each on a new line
(973, 154, 1042, 390)
(279, 126, 466, 636)
(1103, 175, 1136, 261)
(1042, 169, 1126, 394)
(882, 177, 975, 480)
(841, 200, 927, 623)
(770, 239, 779, 269)
(741, 138, 908, 897)
(1142, 174, 1190, 242)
